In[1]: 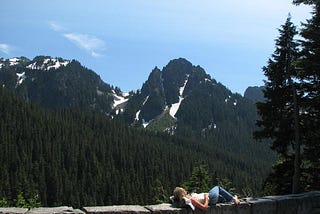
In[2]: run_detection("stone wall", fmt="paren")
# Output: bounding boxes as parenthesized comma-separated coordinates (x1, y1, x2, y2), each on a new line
(1, 191, 319, 214)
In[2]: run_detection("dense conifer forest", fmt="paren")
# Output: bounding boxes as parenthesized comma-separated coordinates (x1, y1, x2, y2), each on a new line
(0, 87, 273, 208)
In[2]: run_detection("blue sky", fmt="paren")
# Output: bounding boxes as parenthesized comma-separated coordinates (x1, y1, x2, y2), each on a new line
(0, 1, 312, 95)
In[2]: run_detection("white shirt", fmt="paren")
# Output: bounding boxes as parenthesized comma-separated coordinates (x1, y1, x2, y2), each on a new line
(191, 193, 206, 203)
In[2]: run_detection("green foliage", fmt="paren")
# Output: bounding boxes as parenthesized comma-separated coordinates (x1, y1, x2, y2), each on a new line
(0, 88, 199, 207)
(182, 165, 211, 193)
(27, 194, 42, 209)
(257, 5, 320, 194)
(296, 3, 320, 190)
(255, 15, 300, 195)
(0, 198, 9, 207)
(146, 111, 176, 133)
(0, 192, 41, 208)
(216, 177, 236, 196)
(240, 186, 254, 198)
(152, 179, 168, 204)
(16, 192, 28, 208)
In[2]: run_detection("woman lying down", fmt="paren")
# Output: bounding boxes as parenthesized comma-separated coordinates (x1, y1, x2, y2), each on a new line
(171, 186, 240, 211)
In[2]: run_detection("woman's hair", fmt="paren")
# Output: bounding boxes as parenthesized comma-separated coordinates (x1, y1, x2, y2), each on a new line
(173, 187, 186, 201)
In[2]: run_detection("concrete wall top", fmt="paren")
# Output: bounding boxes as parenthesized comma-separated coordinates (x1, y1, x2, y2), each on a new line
(1, 191, 320, 214)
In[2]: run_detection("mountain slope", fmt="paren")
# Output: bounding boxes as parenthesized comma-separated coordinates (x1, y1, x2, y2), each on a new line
(0, 86, 206, 206)
(0, 56, 275, 199)
(0, 86, 273, 207)
(116, 58, 258, 137)
(0, 56, 127, 114)
(114, 59, 275, 191)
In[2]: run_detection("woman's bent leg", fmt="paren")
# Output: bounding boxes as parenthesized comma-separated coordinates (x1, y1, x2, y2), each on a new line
(218, 186, 234, 202)
(208, 186, 219, 204)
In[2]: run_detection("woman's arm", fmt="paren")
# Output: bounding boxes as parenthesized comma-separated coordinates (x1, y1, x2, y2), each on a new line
(188, 194, 209, 211)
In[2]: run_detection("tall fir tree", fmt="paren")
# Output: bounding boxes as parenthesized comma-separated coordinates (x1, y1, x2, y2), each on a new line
(182, 165, 211, 193)
(293, 0, 318, 5)
(296, 3, 320, 191)
(254, 15, 301, 194)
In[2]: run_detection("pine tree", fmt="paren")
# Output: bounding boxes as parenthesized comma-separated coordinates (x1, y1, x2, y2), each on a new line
(183, 165, 211, 193)
(296, 3, 320, 190)
(254, 15, 301, 194)
(293, 0, 318, 5)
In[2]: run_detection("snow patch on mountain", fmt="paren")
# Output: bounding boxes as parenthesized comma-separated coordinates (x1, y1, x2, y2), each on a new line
(26, 58, 69, 70)
(169, 75, 189, 119)
(225, 95, 231, 103)
(135, 110, 141, 121)
(233, 99, 237, 106)
(142, 119, 151, 128)
(135, 95, 149, 122)
(9, 58, 21, 66)
(112, 90, 129, 115)
(0, 57, 70, 72)
(112, 90, 129, 108)
(16, 72, 26, 86)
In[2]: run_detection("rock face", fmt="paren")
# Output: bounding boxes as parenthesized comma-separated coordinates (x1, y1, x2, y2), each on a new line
(0, 191, 320, 214)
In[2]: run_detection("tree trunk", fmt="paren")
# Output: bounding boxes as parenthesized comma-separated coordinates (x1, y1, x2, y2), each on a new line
(292, 85, 301, 194)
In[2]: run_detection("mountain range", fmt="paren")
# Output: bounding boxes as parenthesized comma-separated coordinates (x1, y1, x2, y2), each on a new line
(0, 55, 274, 206)
(1, 56, 261, 137)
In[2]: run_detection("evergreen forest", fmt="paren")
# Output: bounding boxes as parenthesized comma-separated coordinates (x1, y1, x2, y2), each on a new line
(0, 86, 273, 208)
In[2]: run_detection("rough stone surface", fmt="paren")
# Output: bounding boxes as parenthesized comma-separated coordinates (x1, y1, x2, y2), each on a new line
(145, 204, 187, 214)
(0, 207, 28, 214)
(247, 198, 276, 214)
(276, 196, 299, 214)
(83, 205, 150, 214)
(1, 191, 320, 214)
(27, 206, 84, 214)
(205, 202, 251, 214)
(310, 191, 320, 209)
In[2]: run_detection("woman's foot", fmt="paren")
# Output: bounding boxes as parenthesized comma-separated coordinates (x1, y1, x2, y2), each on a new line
(233, 195, 240, 205)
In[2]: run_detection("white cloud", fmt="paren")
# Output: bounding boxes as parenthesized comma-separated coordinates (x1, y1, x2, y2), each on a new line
(0, 43, 12, 55)
(64, 33, 106, 58)
(48, 21, 106, 58)
(49, 21, 66, 32)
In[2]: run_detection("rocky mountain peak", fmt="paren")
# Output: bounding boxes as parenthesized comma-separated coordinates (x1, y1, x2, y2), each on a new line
(26, 56, 70, 71)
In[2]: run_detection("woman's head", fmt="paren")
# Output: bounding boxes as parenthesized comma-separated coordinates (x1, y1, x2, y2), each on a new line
(173, 187, 187, 201)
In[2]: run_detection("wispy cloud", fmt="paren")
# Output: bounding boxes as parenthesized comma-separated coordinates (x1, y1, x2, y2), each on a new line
(48, 21, 105, 58)
(0, 43, 12, 55)
(49, 21, 66, 32)
(64, 33, 106, 58)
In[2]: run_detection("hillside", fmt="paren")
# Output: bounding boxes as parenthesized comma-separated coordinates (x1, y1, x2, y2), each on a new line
(0, 87, 274, 207)
(0, 56, 275, 207)
(0, 56, 126, 114)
